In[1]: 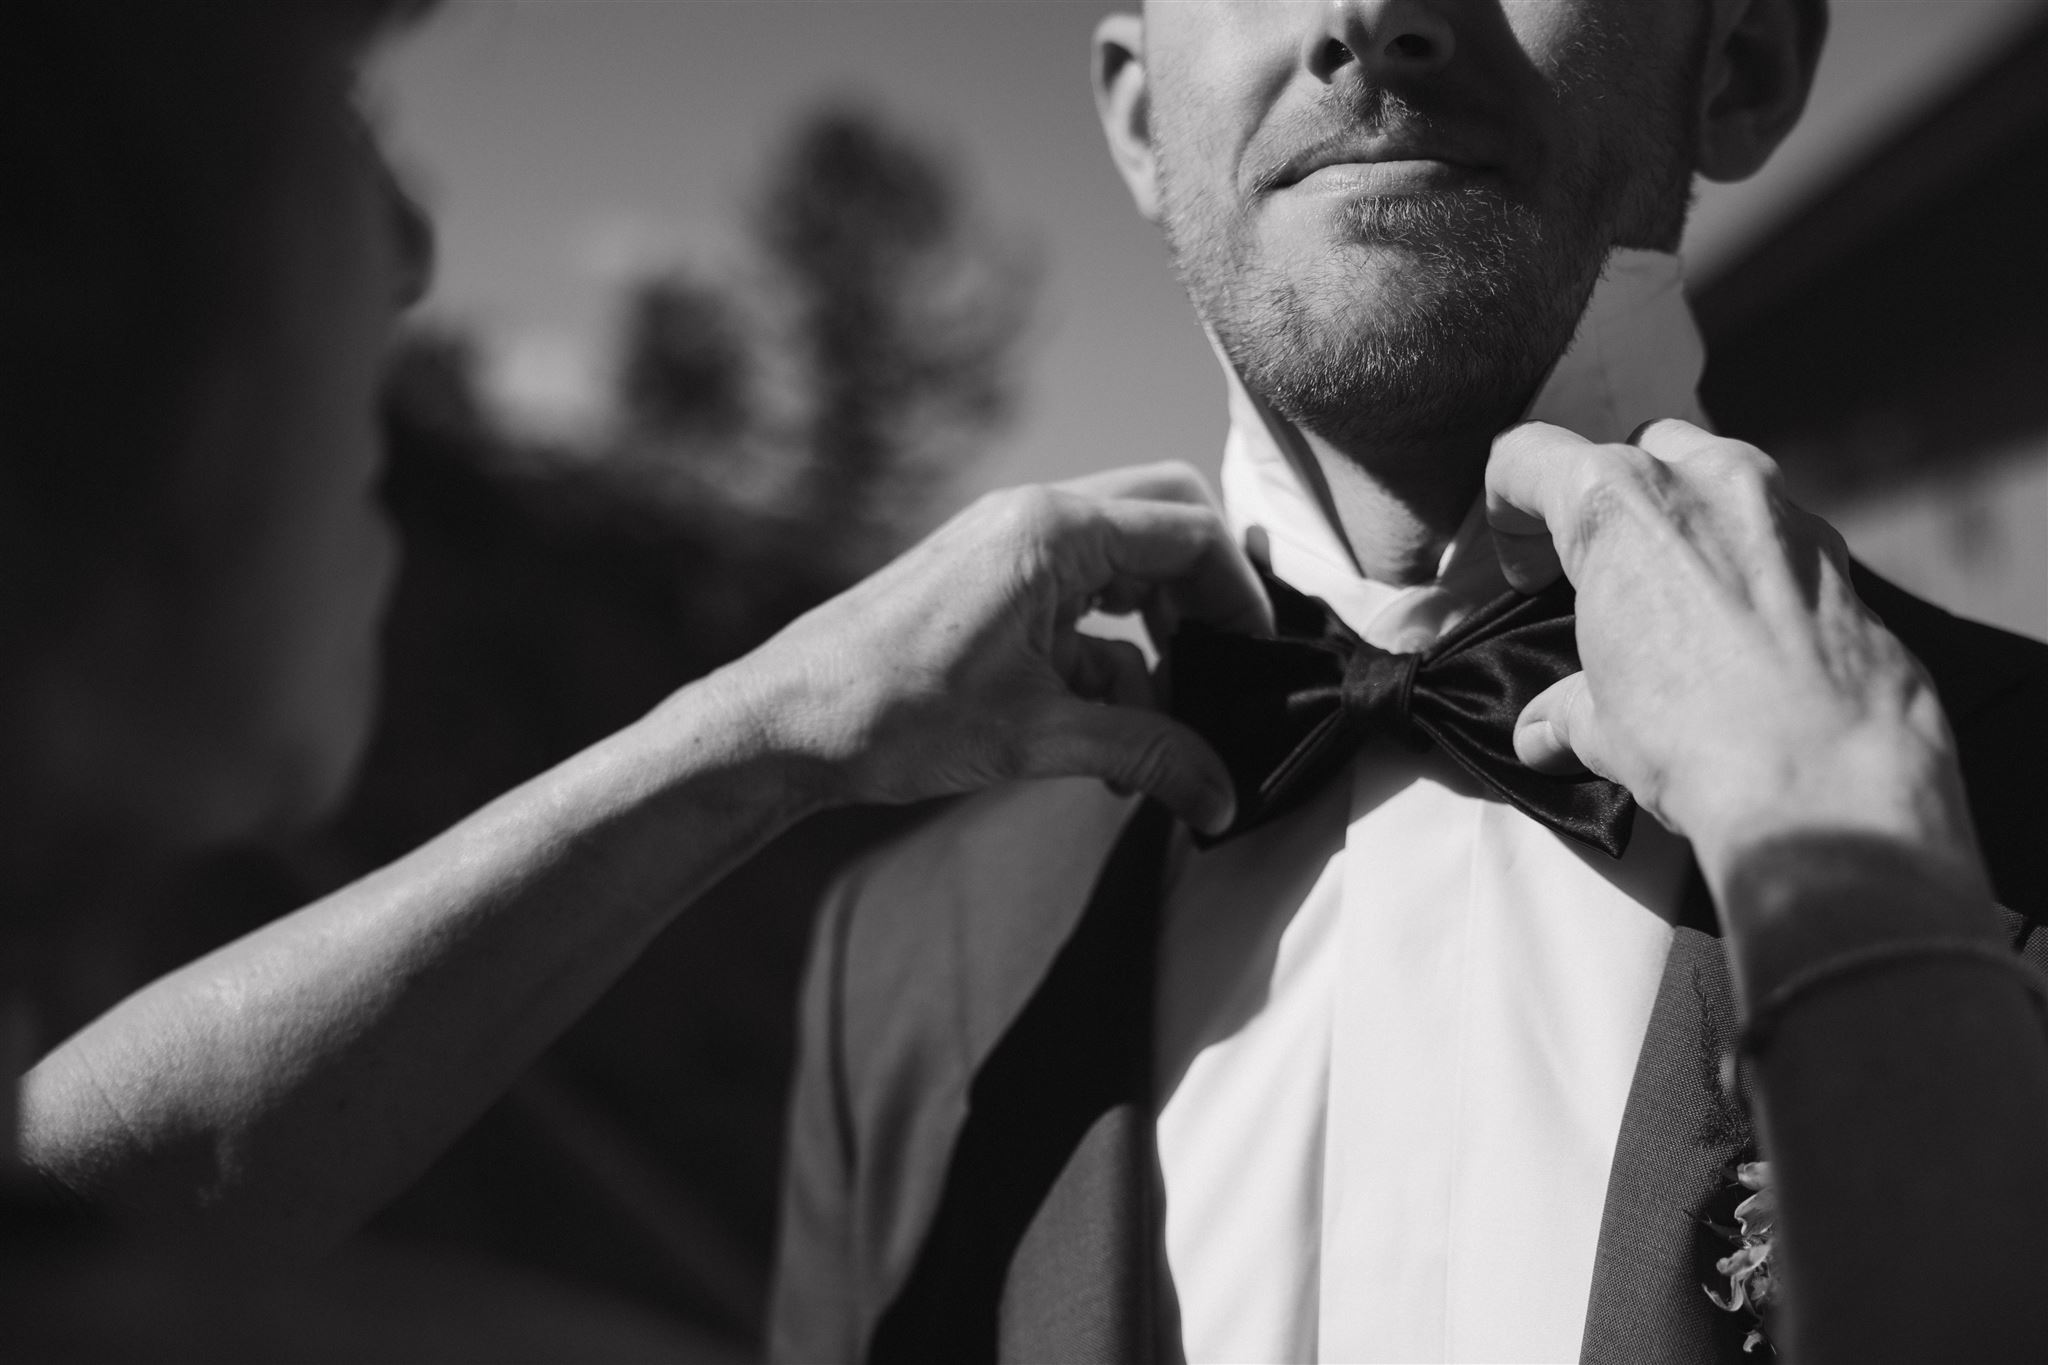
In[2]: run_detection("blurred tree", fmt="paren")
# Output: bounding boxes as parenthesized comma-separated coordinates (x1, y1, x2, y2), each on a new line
(612, 103, 1035, 572)
(617, 277, 751, 450)
(762, 105, 1035, 558)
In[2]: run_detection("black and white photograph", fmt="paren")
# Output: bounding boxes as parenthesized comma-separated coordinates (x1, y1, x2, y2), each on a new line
(3, 2, 2045, 1361)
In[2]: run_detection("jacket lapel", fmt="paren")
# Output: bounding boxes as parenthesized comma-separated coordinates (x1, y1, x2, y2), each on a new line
(1579, 875, 1753, 1365)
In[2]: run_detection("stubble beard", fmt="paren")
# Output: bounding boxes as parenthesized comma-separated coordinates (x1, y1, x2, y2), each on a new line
(1159, 157, 1609, 458)
(1153, 17, 1703, 464)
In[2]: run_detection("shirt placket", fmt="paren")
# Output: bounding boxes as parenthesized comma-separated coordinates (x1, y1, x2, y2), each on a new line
(1315, 586, 1479, 1363)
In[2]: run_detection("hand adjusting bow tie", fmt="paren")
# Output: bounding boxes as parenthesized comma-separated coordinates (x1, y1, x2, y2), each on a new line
(1169, 572, 1636, 856)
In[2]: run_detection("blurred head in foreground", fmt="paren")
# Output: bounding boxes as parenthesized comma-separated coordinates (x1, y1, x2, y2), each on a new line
(0, 1, 435, 888)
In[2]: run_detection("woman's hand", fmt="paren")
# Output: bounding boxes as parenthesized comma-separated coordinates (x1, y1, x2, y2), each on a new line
(725, 462, 1272, 835)
(1484, 418, 1979, 885)
(1483, 425, 2048, 1365)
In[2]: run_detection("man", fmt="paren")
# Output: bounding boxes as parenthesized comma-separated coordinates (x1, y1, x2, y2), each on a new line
(768, 2, 2048, 1361)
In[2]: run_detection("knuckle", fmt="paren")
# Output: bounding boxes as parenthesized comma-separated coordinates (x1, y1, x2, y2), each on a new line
(1572, 450, 1654, 534)
(1157, 459, 1208, 497)
(1736, 443, 1783, 486)
(1631, 416, 1690, 446)
(1692, 441, 1788, 521)
(1703, 438, 1780, 486)
(1609, 441, 1665, 477)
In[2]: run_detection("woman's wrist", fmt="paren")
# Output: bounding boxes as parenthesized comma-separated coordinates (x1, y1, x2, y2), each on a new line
(644, 649, 853, 826)
(1709, 830, 2002, 1012)
(1684, 719, 1998, 1003)
(1687, 721, 1979, 895)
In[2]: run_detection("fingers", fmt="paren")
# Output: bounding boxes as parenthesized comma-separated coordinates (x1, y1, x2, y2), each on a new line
(1513, 671, 1605, 779)
(1488, 417, 1756, 595)
(1076, 496, 1274, 636)
(1063, 635, 1156, 708)
(1055, 460, 1220, 512)
(1047, 463, 1271, 636)
(1628, 416, 1723, 461)
(1022, 699, 1236, 835)
(1485, 421, 1601, 592)
(967, 468, 1271, 640)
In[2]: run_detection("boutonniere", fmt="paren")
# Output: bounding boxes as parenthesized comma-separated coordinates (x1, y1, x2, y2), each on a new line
(1703, 1160, 1777, 1354)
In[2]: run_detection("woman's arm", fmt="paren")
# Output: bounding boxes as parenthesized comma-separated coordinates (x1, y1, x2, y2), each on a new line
(1489, 418, 2048, 1361)
(20, 464, 1269, 1251)
(1717, 835, 2048, 1361)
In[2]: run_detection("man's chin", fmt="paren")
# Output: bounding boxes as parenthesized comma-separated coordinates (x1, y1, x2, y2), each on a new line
(1261, 254, 1475, 347)
(1253, 229, 1513, 324)
(1218, 268, 1561, 454)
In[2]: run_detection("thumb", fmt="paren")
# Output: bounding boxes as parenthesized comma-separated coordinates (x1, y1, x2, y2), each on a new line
(1021, 700, 1237, 836)
(1514, 672, 1606, 778)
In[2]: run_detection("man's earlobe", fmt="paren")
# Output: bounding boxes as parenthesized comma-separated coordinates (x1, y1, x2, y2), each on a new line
(1695, 0, 1827, 182)
(1093, 13, 1161, 222)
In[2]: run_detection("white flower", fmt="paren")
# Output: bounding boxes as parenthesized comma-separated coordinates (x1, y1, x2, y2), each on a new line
(1705, 1161, 1778, 1353)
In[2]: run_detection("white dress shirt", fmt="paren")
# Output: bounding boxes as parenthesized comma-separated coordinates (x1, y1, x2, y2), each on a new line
(1154, 251, 1708, 1364)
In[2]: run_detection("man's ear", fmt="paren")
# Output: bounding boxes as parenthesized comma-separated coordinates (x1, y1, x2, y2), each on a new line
(1695, 0, 1827, 182)
(1093, 13, 1160, 222)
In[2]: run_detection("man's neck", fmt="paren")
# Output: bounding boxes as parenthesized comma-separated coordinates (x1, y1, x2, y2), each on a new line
(1297, 412, 1506, 587)
(1216, 253, 1704, 593)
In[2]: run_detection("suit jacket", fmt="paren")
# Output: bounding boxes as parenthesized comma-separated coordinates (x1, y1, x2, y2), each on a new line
(769, 572, 2048, 1364)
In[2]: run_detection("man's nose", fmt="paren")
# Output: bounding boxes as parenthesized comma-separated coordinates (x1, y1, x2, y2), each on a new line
(1302, 0, 1457, 84)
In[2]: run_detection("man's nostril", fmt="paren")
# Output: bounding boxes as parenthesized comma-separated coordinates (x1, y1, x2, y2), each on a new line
(1321, 37, 1356, 72)
(1389, 32, 1433, 61)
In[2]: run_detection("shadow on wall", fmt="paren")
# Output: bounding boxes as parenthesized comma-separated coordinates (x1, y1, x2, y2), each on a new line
(126, 102, 1036, 1360)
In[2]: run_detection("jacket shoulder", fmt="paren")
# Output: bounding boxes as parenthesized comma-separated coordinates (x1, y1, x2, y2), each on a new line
(1855, 567, 2048, 921)
(770, 777, 1141, 1360)
(829, 777, 1142, 1062)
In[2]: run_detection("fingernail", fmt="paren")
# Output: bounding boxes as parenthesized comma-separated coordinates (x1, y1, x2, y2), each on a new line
(1512, 719, 1555, 767)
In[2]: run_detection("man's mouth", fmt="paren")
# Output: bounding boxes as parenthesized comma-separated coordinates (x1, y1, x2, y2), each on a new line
(1258, 132, 1502, 195)
(1287, 158, 1488, 196)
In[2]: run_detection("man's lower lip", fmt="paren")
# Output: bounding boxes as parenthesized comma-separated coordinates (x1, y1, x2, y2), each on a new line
(1288, 160, 1486, 194)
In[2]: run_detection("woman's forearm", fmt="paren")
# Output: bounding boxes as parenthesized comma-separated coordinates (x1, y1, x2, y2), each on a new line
(1487, 420, 2048, 1356)
(1718, 838, 2048, 1362)
(18, 664, 823, 1251)
(14, 471, 1263, 1252)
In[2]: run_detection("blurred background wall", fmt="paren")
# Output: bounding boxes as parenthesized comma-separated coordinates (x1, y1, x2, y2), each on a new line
(101, 7, 2039, 1364)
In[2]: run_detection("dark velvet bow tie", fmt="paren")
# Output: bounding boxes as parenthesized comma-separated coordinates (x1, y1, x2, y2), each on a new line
(1169, 572, 1636, 856)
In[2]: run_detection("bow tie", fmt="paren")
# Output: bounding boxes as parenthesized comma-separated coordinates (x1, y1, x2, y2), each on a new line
(1169, 572, 1636, 856)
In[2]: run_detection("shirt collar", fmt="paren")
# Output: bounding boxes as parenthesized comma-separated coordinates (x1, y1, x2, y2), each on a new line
(1216, 248, 1707, 647)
